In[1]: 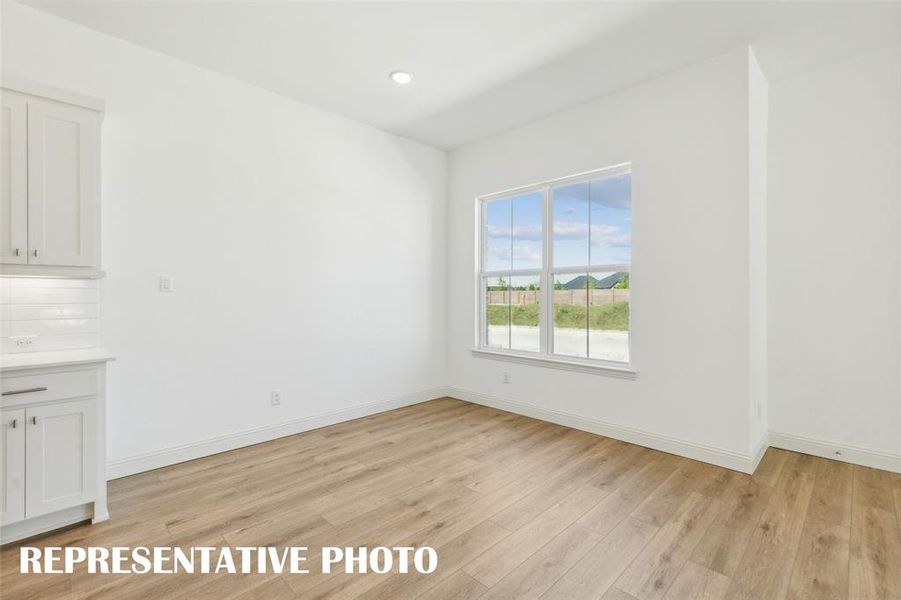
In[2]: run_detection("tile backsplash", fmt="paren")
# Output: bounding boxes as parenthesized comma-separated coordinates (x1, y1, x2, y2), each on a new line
(0, 278, 100, 354)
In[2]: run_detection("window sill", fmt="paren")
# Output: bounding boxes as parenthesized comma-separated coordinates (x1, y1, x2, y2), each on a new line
(470, 348, 637, 380)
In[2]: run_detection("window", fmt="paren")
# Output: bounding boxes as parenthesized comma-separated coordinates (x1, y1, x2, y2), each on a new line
(477, 164, 632, 372)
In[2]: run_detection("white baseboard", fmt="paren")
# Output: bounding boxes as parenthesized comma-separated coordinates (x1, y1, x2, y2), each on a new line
(750, 432, 770, 473)
(446, 386, 760, 474)
(106, 387, 447, 480)
(105, 385, 901, 481)
(769, 431, 901, 474)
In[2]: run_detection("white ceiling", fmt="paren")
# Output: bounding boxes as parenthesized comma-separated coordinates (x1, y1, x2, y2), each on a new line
(20, 1, 901, 150)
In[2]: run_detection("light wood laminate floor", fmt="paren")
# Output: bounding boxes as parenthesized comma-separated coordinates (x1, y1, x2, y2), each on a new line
(2, 398, 900, 600)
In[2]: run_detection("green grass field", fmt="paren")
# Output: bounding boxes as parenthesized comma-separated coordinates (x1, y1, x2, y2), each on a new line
(486, 302, 629, 331)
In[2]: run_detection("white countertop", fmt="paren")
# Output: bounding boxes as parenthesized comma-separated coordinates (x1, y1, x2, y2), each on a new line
(0, 349, 115, 371)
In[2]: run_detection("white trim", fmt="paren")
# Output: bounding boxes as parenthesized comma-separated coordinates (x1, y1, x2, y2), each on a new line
(477, 163, 632, 201)
(540, 184, 551, 355)
(471, 348, 636, 379)
(769, 431, 901, 474)
(750, 432, 770, 472)
(96, 387, 898, 489)
(447, 386, 758, 473)
(105, 387, 447, 480)
(550, 264, 631, 276)
(482, 268, 543, 278)
(0, 350, 114, 372)
(478, 181, 548, 203)
(0, 265, 106, 279)
(476, 164, 633, 369)
(1, 75, 105, 113)
(1, 504, 93, 545)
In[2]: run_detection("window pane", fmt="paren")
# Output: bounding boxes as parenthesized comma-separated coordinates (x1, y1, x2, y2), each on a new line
(511, 192, 543, 271)
(589, 172, 632, 266)
(482, 167, 632, 362)
(552, 272, 588, 358)
(588, 270, 630, 362)
(484, 276, 510, 349)
(552, 182, 589, 268)
(510, 275, 540, 352)
(484, 198, 511, 272)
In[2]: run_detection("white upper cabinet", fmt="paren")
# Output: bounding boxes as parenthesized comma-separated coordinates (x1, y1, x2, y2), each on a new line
(0, 84, 102, 274)
(0, 92, 28, 265)
(27, 99, 100, 267)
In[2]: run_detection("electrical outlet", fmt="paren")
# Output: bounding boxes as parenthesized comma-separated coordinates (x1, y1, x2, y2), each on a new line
(159, 276, 175, 293)
(502, 372, 511, 384)
(10, 335, 37, 350)
(271, 390, 282, 406)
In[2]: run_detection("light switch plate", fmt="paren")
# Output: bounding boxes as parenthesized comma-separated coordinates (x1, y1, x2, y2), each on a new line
(159, 276, 175, 292)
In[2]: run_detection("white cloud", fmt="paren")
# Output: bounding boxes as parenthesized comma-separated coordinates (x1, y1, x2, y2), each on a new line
(490, 243, 542, 264)
(486, 224, 542, 241)
(553, 223, 630, 247)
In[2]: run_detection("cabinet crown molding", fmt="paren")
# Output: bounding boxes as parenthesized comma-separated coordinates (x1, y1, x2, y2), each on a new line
(1, 75, 104, 113)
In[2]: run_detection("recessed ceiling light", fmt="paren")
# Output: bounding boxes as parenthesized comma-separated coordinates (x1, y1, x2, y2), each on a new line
(390, 70, 413, 85)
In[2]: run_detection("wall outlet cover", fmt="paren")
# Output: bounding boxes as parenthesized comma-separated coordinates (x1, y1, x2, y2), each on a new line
(10, 335, 37, 349)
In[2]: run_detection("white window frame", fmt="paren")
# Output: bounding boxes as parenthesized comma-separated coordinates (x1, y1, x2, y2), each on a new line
(472, 163, 636, 379)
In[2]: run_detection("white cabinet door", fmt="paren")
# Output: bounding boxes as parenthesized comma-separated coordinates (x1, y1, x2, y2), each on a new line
(0, 92, 28, 264)
(0, 408, 26, 525)
(25, 399, 97, 518)
(27, 98, 99, 267)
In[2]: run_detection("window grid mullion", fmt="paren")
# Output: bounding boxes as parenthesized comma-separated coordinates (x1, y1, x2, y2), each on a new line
(481, 269, 542, 277)
(586, 181, 591, 358)
(551, 264, 630, 275)
(506, 200, 512, 349)
(541, 185, 551, 356)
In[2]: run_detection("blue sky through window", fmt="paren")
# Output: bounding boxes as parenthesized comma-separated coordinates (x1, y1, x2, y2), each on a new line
(484, 173, 631, 283)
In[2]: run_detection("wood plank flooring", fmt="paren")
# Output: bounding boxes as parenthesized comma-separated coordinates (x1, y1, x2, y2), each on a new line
(1, 398, 900, 600)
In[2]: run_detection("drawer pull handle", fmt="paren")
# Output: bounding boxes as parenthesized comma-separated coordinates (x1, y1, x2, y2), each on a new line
(32, 416, 37, 426)
(9, 419, 17, 429)
(2, 386, 48, 396)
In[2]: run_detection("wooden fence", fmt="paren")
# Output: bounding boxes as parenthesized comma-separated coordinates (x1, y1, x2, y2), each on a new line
(486, 289, 630, 306)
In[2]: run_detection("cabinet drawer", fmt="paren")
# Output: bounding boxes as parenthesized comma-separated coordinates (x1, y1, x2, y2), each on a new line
(1, 369, 97, 404)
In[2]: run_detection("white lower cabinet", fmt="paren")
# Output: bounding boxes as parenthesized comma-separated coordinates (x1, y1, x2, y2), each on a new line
(0, 408, 26, 524)
(0, 359, 109, 542)
(1, 398, 97, 524)
(25, 399, 97, 518)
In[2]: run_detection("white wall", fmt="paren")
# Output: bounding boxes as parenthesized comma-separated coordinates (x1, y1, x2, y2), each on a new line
(5, 0, 898, 477)
(768, 47, 901, 461)
(447, 49, 759, 467)
(1, 3, 448, 473)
